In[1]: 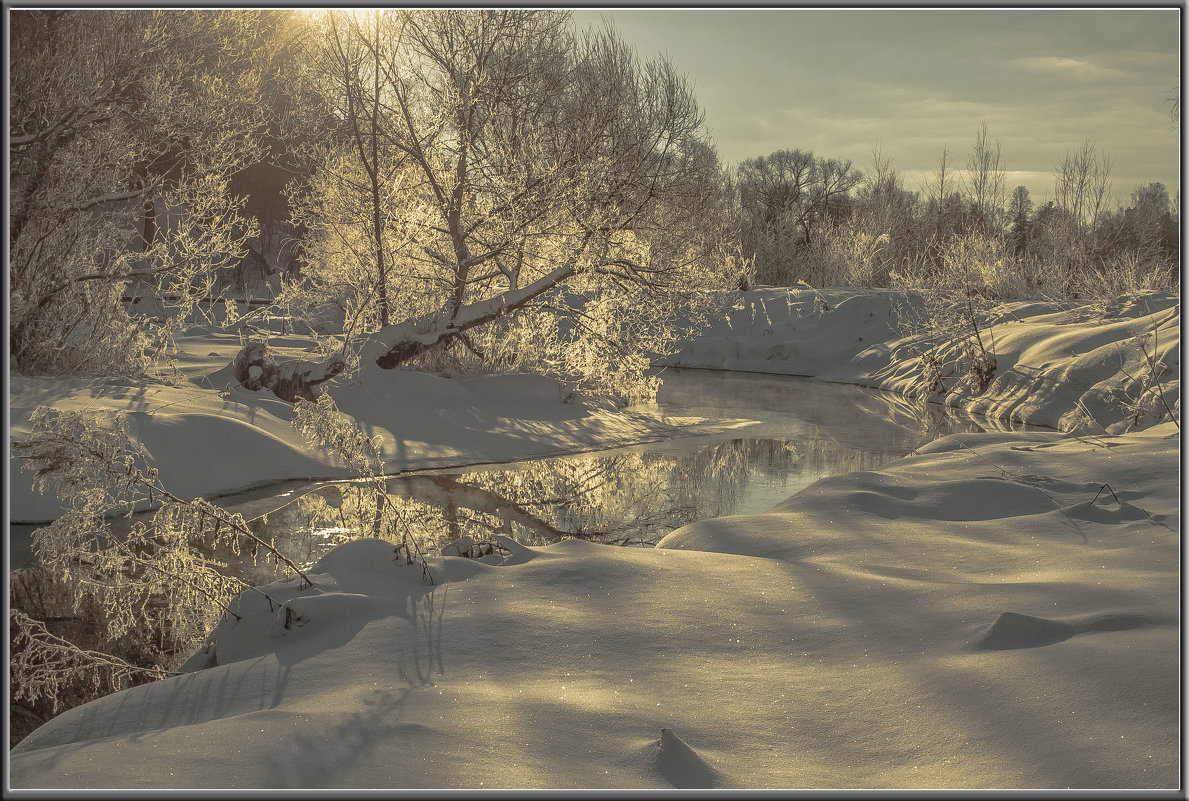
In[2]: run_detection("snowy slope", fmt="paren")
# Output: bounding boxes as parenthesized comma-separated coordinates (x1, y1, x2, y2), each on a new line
(664, 287, 1180, 434)
(9, 366, 746, 523)
(8, 289, 1181, 789)
(9, 424, 1179, 789)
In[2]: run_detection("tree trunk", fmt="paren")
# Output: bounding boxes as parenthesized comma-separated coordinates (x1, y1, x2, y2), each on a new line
(230, 246, 588, 402)
(231, 341, 345, 403)
(142, 198, 156, 252)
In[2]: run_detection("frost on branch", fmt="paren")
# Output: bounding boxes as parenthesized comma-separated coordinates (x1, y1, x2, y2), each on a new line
(258, 10, 741, 405)
(292, 393, 384, 478)
(9, 609, 175, 715)
(10, 11, 274, 376)
(292, 394, 435, 583)
(10, 407, 310, 714)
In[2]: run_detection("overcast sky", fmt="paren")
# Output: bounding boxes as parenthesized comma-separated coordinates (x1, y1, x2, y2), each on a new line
(571, 8, 1181, 209)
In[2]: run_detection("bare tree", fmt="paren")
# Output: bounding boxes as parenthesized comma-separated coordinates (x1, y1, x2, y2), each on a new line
(920, 144, 955, 237)
(254, 10, 737, 401)
(9, 10, 277, 375)
(810, 157, 863, 239)
(739, 150, 816, 230)
(841, 143, 920, 285)
(737, 148, 860, 284)
(277, 11, 427, 347)
(1054, 139, 1114, 231)
(867, 140, 898, 195)
(965, 122, 1006, 230)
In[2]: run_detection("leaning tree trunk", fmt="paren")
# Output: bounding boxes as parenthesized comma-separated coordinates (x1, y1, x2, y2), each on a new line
(365, 259, 583, 369)
(229, 251, 589, 402)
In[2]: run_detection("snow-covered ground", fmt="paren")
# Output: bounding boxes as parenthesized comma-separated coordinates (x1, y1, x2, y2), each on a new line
(8, 288, 1181, 789)
(664, 287, 1180, 434)
(8, 326, 747, 523)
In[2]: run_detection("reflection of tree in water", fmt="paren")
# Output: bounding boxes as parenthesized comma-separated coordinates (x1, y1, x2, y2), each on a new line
(786, 435, 881, 478)
(228, 487, 446, 585)
(466, 444, 753, 547)
(226, 371, 1016, 588)
(233, 430, 921, 586)
(169, 370, 1016, 588)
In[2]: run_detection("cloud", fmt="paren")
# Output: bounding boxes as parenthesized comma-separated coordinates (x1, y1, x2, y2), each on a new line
(585, 10, 1178, 201)
(1011, 56, 1126, 79)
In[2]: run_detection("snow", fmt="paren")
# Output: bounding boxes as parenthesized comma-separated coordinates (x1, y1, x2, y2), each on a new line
(7, 288, 1181, 789)
(663, 287, 1180, 435)
(9, 334, 747, 523)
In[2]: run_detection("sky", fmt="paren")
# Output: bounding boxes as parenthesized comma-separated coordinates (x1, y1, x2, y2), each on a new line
(571, 8, 1181, 209)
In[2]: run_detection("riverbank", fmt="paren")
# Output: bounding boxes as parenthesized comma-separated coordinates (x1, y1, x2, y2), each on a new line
(8, 366, 748, 524)
(8, 288, 1181, 789)
(663, 286, 1180, 434)
(11, 288, 1177, 523)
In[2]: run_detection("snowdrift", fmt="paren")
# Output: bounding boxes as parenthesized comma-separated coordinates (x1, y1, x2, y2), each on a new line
(9, 366, 745, 523)
(664, 287, 1180, 434)
(10, 424, 1179, 789)
(8, 288, 1181, 789)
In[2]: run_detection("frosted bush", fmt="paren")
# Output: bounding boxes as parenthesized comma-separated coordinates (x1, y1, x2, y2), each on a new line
(292, 394, 435, 581)
(11, 408, 313, 712)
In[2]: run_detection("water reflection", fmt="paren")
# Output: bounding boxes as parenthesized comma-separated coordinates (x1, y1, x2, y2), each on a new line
(232, 371, 1012, 585)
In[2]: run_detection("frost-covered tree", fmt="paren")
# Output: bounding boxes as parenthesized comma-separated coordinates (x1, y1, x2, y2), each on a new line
(737, 148, 861, 285)
(1119, 182, 1178, 261)
(274, 10, 436, 352)
(7, 401, 377, 728)
(964, 122, 1006, 231)
(9, 394, 441, 730)
(1054, 139, 1114, 232)
(285, 11, 415, 335)
(255, 9, 740, 403)
(9, 409, 296, 719)
(844, 145, 923, 286)
(9, 10, 278, 375)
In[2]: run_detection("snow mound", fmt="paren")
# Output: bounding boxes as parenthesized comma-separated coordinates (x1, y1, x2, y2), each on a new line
(974, 610, 1165, 651)
(9, 367, 743, 522)
(8, 376, 343, 522)
(176, 538, 435, 673)
(646, 728, 724, 789)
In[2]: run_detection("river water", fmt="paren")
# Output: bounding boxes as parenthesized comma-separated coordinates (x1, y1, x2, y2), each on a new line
(10, 369, 1015, 582)
(219, 369, 1006, 584)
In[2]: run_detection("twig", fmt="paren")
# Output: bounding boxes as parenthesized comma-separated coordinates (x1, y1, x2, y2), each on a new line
(113, 548, 244, 622)
(1089, 483, 1120, 506)
(11, 609, 179, 680)
(1138, 336, 1179, 431)
(128, 472, 317, 589)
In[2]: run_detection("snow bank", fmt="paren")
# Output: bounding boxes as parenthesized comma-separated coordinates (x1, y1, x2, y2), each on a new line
(664, 287, 1180, 434)
(9, 364, 747, 523)
(8, 289, 1180, 789)
(10, 422, 1179, 788)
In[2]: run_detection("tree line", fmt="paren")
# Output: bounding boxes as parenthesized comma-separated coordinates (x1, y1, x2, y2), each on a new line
(736, 130, 1179, 299)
